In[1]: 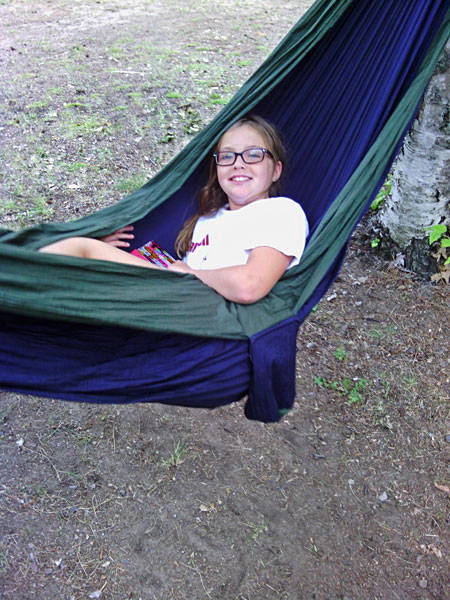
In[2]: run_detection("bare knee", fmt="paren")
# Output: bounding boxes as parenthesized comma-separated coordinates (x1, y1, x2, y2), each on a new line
(39, 237, 92, 258)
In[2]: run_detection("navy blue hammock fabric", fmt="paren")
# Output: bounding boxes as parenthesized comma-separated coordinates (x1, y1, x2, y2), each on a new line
(1, 0, 449, 422)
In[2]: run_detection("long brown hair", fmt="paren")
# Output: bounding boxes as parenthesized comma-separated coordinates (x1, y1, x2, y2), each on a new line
(175, 115, 287, 257)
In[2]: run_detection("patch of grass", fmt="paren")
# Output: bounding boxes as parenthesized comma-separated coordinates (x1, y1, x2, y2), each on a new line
(237, 59, 252, 67)
(36, 39, 54, 52)
(369, 324, 396, 339)
(114, 83, 133, 91)
(60, 113, 112, 139)
(76, 433, 95, 446)
(1, 189, 53, 227)
(31, 484, 48, 499)
(16, 72, 36, 81)
(25, 100, 49, 111)
(166, 91, 182, 99)
(67, 161, 89, 173)
(207, 92, 229, 106)
(64, 101, 88, 109)
(161, 441, 189, 469)
(107, 39, 132, 58)
(49, 85, 63, 96)
(246, 517, 269, 541)
(128, 92, 143, 106)
(28, 195, 53, 220)
(314, 375, 368, 405)
(115, 173, 149, 194)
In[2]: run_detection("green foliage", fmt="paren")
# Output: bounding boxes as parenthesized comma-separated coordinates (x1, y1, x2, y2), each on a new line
(208, 92, 228, 106)
(161, 441, 188, 469)
(347, 379, 368, 404)
(248, 518, 269, 540)
(166, 91, 182, 99)
(425, 224, 450, 264)
(128, 92, 144, 106)
(314, 375, 367, 405)
(115, 173, 149, 194)
(333, 347, 347, 361)
(370, 174, 392, 211)
(425, 223, 450, 283)
(426, 223, 447, 244)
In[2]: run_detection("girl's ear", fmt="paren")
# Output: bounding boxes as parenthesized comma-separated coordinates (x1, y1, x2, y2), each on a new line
(272, 161, 283, 182)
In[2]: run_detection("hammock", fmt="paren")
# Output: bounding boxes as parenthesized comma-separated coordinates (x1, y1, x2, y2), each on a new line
(1, 0, 449, 422)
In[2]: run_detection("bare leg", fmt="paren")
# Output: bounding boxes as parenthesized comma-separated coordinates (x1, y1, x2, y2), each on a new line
(39, 237, 161, 269)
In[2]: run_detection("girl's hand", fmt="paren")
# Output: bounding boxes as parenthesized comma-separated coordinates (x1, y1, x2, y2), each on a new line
(167, 260, 193, 274)
(100, 225, 135, 248)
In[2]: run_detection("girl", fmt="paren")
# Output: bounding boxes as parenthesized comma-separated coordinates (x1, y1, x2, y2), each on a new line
(40, 116, 309, 304)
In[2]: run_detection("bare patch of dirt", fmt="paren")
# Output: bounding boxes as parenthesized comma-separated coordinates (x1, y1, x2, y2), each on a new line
(1, 2, 449, 599)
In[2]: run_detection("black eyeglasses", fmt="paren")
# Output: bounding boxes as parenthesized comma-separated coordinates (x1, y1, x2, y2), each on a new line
(213, 147, 274, 166)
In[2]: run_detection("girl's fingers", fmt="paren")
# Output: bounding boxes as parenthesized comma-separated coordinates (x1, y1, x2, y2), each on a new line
(100, 225, 135, 246)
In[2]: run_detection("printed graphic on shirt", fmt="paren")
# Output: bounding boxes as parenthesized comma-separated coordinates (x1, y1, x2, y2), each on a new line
(189, 234, 209, 254)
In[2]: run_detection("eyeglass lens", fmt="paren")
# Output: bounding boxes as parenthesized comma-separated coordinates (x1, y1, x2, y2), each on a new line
(215, 148, 267, 165)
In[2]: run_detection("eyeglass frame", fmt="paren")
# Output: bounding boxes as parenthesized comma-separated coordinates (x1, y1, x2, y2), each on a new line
(213, 147, 274, 166)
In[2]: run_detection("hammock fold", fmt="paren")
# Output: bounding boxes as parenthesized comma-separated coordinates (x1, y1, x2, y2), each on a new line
(1, 0, 449, 422)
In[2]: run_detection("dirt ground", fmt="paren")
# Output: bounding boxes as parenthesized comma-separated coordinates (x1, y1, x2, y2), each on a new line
(1, 1, 449, 599)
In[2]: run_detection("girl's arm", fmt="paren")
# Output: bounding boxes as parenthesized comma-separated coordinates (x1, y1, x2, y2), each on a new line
(39, 238, 290, 303)
(168, 246, 292, 304)
(39, 237, 162, 269)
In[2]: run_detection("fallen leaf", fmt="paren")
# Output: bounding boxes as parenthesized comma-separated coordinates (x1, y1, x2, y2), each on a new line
(434, 482, 450, 495)
(430, 545, 443, 559)
(420, 544, 443, 559)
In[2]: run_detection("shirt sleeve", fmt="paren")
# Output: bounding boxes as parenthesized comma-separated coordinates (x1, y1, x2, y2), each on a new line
(244, 197, 309, 268)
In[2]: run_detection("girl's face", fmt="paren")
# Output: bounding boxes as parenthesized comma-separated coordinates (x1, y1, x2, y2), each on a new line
(216, 124, 282, 211)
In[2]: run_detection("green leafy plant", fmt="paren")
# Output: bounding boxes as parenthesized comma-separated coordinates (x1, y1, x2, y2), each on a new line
(333, 347, 347, 361)
(425, 224, 450, 284)
(314, 375, 367, 405)
(347, 379, 367, 404)
(371, 174, 392, 211)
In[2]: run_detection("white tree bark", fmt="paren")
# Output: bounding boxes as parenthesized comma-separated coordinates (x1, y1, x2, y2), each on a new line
(378, 41, 450, 249)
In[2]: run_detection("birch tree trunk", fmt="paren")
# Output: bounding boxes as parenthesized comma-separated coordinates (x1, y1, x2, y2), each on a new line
(376, 40, 450, 277)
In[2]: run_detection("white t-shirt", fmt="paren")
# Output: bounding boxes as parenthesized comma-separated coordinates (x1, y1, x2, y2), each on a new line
(183, 196, 308, 270)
